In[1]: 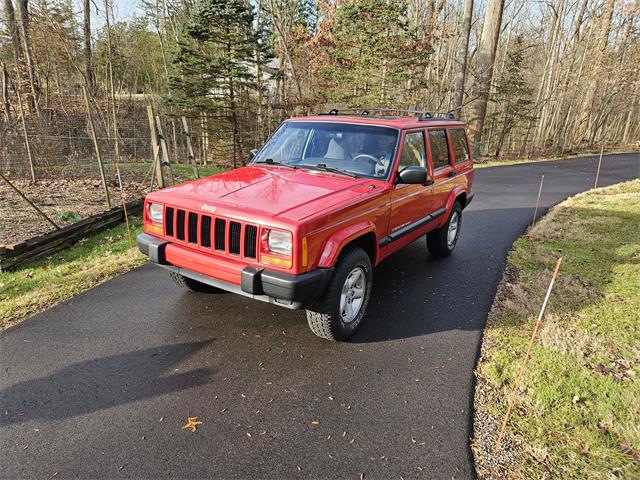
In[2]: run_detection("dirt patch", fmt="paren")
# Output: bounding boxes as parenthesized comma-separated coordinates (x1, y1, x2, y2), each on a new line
(0, 179, 150, 246)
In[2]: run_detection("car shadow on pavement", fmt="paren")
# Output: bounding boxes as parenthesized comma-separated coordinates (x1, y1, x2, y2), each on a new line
(349, 207, 516, 344)
(0, 340, 213, 427)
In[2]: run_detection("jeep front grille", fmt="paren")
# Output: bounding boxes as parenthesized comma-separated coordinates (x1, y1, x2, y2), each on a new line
(163, 206, 258, 259)
(201, 216, 212, 248)
(245, 225, 257, 258)
(188, 213, 198, 244)
(165, 207, 174, 236)
(214, 218, 226, 251)
(229, 222, 241, 254)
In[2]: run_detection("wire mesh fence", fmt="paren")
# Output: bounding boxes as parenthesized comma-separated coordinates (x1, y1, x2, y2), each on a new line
(1, 96, 186, 181)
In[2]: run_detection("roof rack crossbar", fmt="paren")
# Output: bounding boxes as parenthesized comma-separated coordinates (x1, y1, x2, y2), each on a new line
(316, 108, 456, 121)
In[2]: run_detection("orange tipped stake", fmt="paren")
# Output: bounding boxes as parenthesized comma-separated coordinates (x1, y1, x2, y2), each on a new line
(493, 257, 563, 454)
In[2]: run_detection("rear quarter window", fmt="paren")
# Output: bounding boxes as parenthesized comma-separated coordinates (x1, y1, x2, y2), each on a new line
(450, 128, 470, 163)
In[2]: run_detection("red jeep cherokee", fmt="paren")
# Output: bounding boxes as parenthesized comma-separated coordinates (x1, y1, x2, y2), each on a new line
(138, 109, 474, 341)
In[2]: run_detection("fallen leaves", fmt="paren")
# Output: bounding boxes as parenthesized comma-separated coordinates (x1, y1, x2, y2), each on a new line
(181, 416, 203, 432)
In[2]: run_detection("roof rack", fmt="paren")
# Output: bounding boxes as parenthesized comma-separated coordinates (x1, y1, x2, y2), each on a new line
(317, 108, 456, 121)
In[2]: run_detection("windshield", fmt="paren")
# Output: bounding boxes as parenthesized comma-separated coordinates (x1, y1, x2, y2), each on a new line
(253, 121, 399, 179)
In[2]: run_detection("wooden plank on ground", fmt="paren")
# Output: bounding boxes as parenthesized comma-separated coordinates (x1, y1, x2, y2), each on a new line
(0, 199, 143, 271)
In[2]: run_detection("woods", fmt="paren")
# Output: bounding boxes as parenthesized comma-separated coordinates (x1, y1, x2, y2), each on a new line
(0, 0, 638, 174)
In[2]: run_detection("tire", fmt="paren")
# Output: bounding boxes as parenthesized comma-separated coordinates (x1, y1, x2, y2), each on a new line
(169, 271, 221, 293)
(306, 247, 373, 341)
(427, 201, 462, 257)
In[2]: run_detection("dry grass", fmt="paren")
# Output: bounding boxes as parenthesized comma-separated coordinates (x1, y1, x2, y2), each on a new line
(473, 179, 640, 479)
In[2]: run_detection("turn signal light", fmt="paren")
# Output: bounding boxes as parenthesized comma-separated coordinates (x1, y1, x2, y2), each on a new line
(145, 223, 163, 235)
(260, 254, 292, 269)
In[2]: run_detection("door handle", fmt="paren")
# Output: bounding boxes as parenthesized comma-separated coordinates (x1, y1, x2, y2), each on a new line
(447, 171, 456, 178)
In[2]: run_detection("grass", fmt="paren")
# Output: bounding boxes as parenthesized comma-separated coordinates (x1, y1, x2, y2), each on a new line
(473, 179, 640, 479)
(0, 219, 146, 330)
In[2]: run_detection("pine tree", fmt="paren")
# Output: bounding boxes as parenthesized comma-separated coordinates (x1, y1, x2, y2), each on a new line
(166, 0, 265, 166)
(319, 0, 421, 107)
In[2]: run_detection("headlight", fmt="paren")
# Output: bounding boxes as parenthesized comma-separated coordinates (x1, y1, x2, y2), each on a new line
(148, 203, 163, 223)
(268, 230, 292, 256)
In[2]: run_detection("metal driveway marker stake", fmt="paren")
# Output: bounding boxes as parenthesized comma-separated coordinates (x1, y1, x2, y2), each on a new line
(530, 174, 544, 233)
(594, 146, 604, 188)
(493, 257, 563, 455)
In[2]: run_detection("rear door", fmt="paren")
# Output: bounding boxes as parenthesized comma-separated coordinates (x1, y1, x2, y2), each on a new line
(426, 128, 454, 215)
(448, 127, 472, 173)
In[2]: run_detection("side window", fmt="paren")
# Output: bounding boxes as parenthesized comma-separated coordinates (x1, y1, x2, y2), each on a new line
(399, 131, 426, 170)
(428, 129, 451, 170)
(450, 128, 470, 163)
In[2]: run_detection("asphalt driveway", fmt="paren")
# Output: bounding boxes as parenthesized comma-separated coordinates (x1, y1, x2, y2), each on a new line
(1, 152, 638, 479)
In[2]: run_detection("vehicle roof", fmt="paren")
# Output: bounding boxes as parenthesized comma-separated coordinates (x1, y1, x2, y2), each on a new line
(287, 115, 466, 130)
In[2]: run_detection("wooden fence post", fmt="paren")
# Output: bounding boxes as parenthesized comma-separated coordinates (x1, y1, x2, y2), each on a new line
(83, 85, 111, 208)
(147, 104, 165, 188)
(182, 116, 199, 178)
(155, 114, 174, 184)
(16, 90, 36, 182)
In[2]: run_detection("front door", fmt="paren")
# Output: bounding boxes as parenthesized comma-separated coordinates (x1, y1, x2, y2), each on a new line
(386, 130, 438, 254)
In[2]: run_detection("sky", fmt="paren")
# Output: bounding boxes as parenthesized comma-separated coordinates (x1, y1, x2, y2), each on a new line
(73, 0, 144, 31)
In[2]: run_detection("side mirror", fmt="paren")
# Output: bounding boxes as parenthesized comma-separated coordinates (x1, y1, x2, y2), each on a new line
(249, 148, 259, 161)
(396, 166, 428, 185)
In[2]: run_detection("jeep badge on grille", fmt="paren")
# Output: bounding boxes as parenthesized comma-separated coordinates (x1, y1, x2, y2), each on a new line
(200, 204, 216, 213)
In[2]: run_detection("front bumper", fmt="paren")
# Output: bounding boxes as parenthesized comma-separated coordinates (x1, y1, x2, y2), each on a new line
(137, 233, 332, 309)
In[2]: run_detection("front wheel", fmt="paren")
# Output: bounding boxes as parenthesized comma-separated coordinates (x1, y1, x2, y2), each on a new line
(306, 247, 372, 341)
(427, 202, 462, 257)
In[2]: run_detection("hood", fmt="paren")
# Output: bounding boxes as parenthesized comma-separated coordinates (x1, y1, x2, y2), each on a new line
(147, 165, 382, 222)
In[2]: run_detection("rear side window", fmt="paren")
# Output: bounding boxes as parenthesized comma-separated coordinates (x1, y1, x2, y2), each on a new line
(450, 128, 470, 163)
(428, 130, 450, 170)
(399, 131, 426, 170)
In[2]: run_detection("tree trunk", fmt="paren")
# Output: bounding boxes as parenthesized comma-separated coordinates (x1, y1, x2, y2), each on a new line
(83, 0, 95, 92)
(467, 0, 505, 144)
(15, 0, 40, 115)
(1, 62, 12, 123)
(452, 0, 473, 116)
(3, 0, 22, 66)
(574, 0, 615, 145)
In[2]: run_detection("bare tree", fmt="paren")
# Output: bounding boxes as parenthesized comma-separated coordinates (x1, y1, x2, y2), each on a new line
(467, 0, 505, 143)
(83, 0, 95, 92)
(574, 0, 615, 145)
(3, 0, 23, 66)
(15, 0, 40, 115)
(452, 0, 473, 116)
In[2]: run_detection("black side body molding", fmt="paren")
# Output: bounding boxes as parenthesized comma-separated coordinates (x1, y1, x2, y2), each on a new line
(379, 208, 447, 247)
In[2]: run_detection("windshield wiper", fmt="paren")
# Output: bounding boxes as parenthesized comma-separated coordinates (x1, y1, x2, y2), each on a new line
(302, 163, 358, 178)
(255, 158, 297, 169)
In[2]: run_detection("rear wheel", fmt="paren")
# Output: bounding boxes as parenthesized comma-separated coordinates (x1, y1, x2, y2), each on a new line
(306, 247, 372, 341)
(169, 271, 221, 293)
(427, 201, 462, 257)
